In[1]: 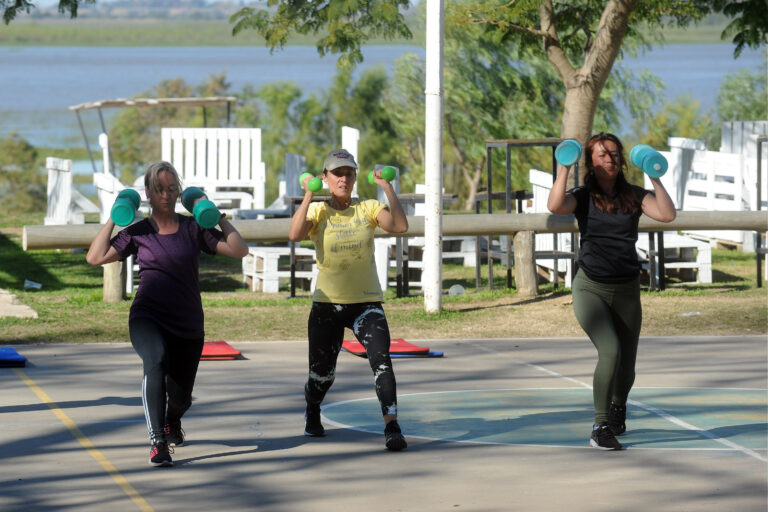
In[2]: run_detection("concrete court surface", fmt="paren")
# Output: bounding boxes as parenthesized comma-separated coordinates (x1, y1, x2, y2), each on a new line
(1, 335, 766, 512)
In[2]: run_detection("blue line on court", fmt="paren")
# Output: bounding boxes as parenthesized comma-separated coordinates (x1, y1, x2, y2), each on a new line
(322, 387, 767, 454)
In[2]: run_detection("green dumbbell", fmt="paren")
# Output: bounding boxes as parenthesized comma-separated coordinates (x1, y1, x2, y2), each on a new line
(110, 188, 141, 227)
(368, 166, 397, 184)
(181, 187, 221, 229)
(629, 144, 668, 178)
(299, 172, 322, 192)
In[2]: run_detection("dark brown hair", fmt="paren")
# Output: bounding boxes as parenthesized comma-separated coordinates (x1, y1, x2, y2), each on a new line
(584, 132, 640, 214)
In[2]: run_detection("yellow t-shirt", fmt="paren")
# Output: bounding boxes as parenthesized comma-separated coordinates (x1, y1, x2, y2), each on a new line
(307, 198, 388, 303)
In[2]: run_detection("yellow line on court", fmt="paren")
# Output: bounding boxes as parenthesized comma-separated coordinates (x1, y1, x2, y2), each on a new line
(14, 368, 155, 512)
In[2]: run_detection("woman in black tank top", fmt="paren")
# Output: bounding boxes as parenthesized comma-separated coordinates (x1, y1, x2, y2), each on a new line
(547, 133, 676, 450)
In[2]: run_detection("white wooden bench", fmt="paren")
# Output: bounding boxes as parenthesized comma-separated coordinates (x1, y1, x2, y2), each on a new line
(242, 246, 317, 293)
(635, 232, 712, 284)
(44, 157, 99, 225)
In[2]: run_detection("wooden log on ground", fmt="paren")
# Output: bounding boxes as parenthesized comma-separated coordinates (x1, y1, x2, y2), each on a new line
(102, 261, 125, 303)
(513, 231, 537, 297)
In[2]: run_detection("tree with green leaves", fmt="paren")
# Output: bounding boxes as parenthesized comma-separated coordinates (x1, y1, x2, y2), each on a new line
(629, 63, 767, 161)
(0, 132, 45, 214)
(109, 75, 232, 183)
(231, 0, 413, 70)
(236, 66, 402, 201)
(231, 0, 767, 187)
(717, 68, 768, 122)
(628, 96, 719, 175)
(382, 6, 664, 209)
(2, 0, 93, 23)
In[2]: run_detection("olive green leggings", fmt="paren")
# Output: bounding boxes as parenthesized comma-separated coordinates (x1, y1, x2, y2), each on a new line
(572, 270, 642, 425)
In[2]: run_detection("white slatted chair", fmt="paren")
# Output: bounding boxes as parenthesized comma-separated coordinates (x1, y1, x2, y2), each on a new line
(160, 127, 266, 214)
(45, 157, 99, 226)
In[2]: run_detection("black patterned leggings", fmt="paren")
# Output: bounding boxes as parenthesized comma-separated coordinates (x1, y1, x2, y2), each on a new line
(305, 302, 398, 417)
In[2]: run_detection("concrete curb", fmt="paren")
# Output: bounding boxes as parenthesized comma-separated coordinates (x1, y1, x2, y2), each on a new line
(0, 288, 38, 319)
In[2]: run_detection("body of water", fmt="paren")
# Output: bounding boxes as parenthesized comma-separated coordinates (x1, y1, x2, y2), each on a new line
(0, 45, 425, 149)
(0, 43, 764, 151)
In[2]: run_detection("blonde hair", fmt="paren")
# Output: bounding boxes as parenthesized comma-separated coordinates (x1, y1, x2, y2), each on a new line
(144, 161, 182, 197)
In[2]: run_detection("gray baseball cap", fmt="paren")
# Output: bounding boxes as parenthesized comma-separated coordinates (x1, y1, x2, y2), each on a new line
(323, 148, 358, 172)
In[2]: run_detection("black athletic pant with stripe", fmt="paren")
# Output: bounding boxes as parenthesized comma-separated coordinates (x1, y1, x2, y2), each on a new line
(305, 302, 398, 417)
(129, 317, 205, 444)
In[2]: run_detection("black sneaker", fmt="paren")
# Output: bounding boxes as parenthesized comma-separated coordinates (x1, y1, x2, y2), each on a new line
(608, 402, 627, 435)
(304, 404, 325, 437)
(590, 424, 622, 450)
(164, 422, 185, 446)
(384, 420, 407, 452)
(149, 441, 173, 467)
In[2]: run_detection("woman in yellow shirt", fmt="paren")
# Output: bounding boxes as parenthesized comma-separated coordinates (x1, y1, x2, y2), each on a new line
(289, 148, 409, 451)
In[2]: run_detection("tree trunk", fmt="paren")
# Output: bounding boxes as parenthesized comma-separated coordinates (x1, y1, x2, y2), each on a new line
(103, 261, 126, 303)
(514, 231, 537, 297)
(542, 0, 636, 188)
(560, 88, 599, 188)
(463, 167, 482, 211)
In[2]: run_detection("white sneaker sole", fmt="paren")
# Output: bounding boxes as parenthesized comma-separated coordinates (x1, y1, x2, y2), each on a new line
(589, 438, 622, 450)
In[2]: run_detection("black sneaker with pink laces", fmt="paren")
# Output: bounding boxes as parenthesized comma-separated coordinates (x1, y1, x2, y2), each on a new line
(164, 422, 185, 446)
(149, 441, 173, 467)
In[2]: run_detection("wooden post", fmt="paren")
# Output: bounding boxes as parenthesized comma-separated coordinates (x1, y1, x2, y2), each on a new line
(514, 231, 538, 297)
(103, 261, 126, 303)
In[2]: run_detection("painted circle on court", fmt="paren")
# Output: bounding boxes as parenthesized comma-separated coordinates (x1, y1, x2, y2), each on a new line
(322, 388, 767, 451)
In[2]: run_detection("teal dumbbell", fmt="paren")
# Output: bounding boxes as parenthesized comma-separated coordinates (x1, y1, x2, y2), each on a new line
(368, 166, 397, 184)
(299, 172, 322, 192)
(630, 144, 668, 178)
(110, 188, 141, 227)
(555, 139, 582, 167)
(181, 187, 221, 229)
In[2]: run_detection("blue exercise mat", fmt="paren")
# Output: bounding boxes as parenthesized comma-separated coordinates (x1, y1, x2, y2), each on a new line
(391, 351, 444, 358)
(0, 346, 26, 367)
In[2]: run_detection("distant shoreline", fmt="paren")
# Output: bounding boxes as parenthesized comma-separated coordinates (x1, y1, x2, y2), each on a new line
(0, 17, 730, 47)
(0, 18, 424, 47)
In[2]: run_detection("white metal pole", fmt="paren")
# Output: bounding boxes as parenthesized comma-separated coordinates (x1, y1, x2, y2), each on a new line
(423, 0, 445, 313)
(342, 125, 360, 197)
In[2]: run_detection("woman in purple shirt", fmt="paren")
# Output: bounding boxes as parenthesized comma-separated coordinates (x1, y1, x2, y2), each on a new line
(87, 161, 248, 467)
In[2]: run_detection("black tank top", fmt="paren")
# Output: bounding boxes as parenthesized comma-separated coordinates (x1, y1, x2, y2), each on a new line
(571, 185, 650, 284)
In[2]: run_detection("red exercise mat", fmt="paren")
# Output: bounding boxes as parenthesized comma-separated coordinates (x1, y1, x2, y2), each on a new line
(201, 341, 241, 360)
(342, 338, 430, 356)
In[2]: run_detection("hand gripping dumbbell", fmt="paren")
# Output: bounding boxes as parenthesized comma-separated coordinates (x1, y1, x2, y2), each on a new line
(180, 187, 221, 229)
(554, 139, 582, 167)
(629, 144, 668, 178)
(110, 188, 141, 227)
(367, 166, 397, 184)
(299, 172, 323, 192)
